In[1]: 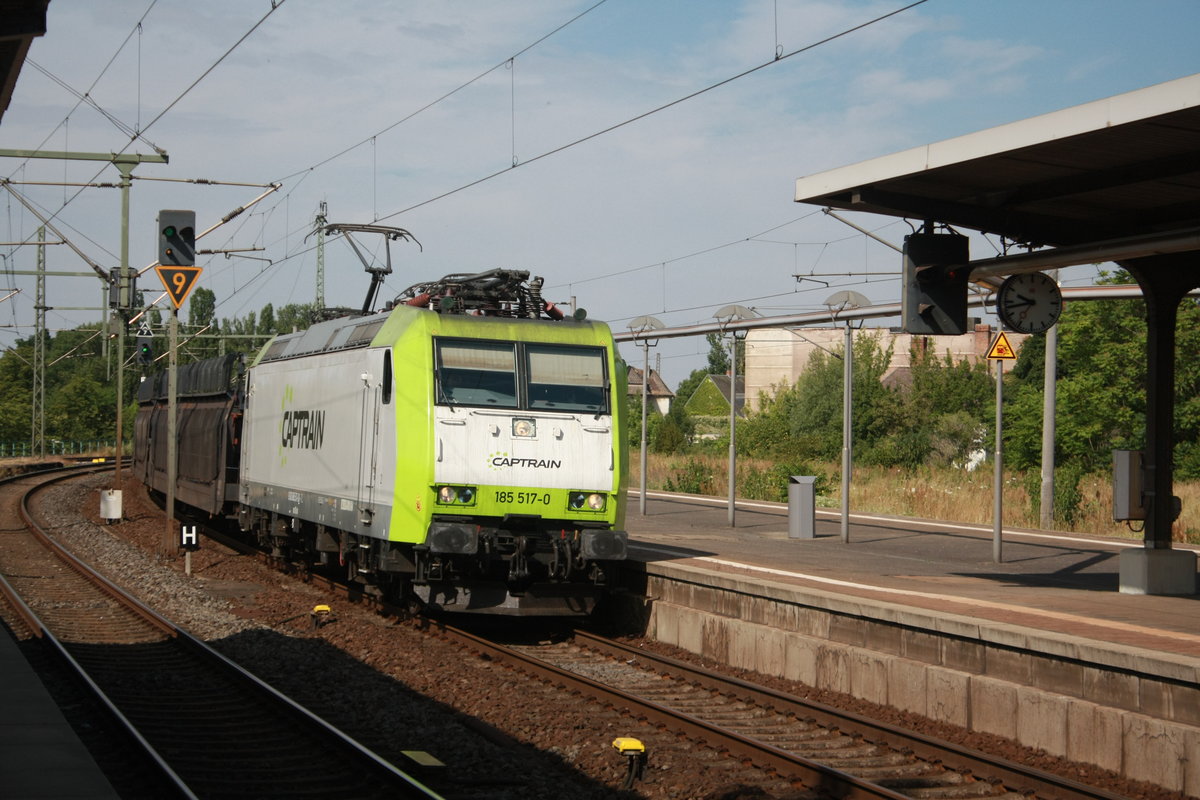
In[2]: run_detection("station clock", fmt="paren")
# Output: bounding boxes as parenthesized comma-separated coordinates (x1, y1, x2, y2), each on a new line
(996, 271, 1063, 334)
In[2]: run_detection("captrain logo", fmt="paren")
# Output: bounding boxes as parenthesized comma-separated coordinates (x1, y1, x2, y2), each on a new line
(279, 385, 325, 450)
(487, 451, 562, 470)
(281, 409, 325, 449)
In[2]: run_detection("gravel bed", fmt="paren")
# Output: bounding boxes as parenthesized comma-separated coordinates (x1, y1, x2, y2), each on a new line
(40, 473, 808, 800)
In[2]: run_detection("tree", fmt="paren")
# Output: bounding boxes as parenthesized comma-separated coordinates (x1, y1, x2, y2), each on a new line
(46, 375, 113, 441)
(275, 303, 318, 334)
(705, 332, 729, 375)
(674, 368, 708, 408)
(188, 287, 216, 329)
(257, 303, 276, 335)
(703, 332, 745, 376)
(0, 344, 32, 442)
(1005, 268, 1200, 478)
(902, 343, 994, 466)
(797, 331, 898, 460)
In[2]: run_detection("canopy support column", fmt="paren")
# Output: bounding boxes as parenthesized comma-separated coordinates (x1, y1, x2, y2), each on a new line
(1119, 254, 1198, 594)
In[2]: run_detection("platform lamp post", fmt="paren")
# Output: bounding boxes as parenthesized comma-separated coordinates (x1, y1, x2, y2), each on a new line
(714, 305, 758, 527)
(629, 316, 664, 516)
(825, 291, 869, 544)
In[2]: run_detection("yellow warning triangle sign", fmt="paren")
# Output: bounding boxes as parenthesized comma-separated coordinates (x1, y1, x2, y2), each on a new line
(155, 265, 203, 309)
(987, 331, 1017, 360)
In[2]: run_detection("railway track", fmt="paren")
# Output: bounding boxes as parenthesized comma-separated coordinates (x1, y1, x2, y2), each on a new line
(438, 624, 1131, 800)
(39, 469, 1161, 799)
(0, 466, 445, 800)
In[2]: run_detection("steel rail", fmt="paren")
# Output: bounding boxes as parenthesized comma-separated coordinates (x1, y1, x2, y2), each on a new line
(2, 464, 197, 798)
(10, 466, 445, 800)
(573, 629, 1130, 800)
(436, 620, 914, 800)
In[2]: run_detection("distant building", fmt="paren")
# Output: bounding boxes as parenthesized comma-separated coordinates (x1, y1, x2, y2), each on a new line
(683, 374, 746, 417)
(626, 366, 674, 415)
(744, 324, 1027, 411)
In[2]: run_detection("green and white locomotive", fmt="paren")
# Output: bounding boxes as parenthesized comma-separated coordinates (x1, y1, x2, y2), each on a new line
(136, 267, 629, 615)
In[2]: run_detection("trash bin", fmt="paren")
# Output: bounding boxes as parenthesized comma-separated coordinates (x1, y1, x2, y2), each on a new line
(787, 476, 815, 539)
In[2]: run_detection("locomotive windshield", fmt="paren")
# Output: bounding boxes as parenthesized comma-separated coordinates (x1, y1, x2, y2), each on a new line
(526, 345, 606, 412)
(435, 339, 608, 414)
(436, 341, 518, 408)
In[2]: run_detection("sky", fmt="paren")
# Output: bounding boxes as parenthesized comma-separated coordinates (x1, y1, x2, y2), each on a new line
(2, 0, 1199, 387)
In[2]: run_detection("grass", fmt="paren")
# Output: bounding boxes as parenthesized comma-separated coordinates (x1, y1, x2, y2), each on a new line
(631, 452, 1200, 544)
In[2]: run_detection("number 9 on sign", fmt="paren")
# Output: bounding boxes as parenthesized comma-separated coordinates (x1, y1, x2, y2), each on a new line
(155, 265, 203, 309)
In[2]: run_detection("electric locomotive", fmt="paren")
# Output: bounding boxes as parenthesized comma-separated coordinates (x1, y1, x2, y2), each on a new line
(134, 265, 629, 615)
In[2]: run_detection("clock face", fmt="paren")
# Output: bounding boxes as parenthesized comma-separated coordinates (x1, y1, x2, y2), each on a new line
(996, 272, 1063, 334)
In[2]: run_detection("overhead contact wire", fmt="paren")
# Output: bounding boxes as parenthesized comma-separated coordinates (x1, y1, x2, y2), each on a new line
(376, 0, 929, 222)
(271, 0, 610, 184)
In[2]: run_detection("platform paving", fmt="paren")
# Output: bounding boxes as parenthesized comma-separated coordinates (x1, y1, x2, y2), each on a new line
(0, 629, 120, 800)
(625, 490, 1200, 658)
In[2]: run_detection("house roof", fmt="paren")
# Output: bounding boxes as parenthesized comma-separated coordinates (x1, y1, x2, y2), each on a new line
(699, 374, 746, 415)
(626, 366, 674, 398)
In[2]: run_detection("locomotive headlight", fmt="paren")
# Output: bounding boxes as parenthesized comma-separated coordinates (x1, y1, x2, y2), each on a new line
(436, 485, 477, 505)
(569, 491, 606, 512)
(512, 418, 536, 438)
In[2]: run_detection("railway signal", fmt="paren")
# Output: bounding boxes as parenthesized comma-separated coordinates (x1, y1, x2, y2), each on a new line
(901, 226, 970, 335)
(136, 336, 153, 364)
(157, 209, 196, 266)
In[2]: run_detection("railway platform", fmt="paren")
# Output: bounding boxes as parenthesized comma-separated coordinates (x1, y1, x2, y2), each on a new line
(624, 489, 1200, 653)
(0, 629, 120, 800)
(621, 490, 1200, 796)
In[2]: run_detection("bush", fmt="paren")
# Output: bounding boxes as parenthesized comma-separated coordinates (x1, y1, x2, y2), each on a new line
(664, 458, 718, 495)
(1023, 460, 1087, 528)
(928, 412, 984, 468)
(653, 413, 688, 454)
(740, 460, 828, 503)
(859, 428, 929, 469)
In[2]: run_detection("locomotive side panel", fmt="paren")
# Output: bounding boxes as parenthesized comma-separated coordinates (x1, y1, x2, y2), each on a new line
(240, 347, 397, 538)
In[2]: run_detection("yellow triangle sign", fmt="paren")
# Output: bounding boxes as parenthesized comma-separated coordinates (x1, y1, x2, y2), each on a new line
(155, 265, 203, 309)
(987, 331, 1017, 360)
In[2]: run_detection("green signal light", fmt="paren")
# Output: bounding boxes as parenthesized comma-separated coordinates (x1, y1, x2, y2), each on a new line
(163, 225, 177, 237)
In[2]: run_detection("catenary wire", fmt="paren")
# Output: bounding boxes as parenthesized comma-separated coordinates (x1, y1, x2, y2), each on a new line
(270, 0, 610, 185)
(372, 0, 929, 223)
(4, 0, 161, 180)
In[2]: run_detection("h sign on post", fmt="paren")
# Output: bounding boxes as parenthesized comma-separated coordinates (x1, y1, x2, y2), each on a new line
(181, 525, 199, 551)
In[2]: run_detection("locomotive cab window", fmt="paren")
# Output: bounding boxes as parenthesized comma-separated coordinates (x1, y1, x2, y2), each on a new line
(526, 345, 607, 413)
(435, 338, 608, 413)
(435, 340, 518, 408)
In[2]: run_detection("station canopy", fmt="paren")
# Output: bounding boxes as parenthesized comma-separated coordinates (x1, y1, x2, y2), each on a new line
(0, 1, 48, 125)
(794, 73, 1200, 260)
(794, 73, 1200, 584)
